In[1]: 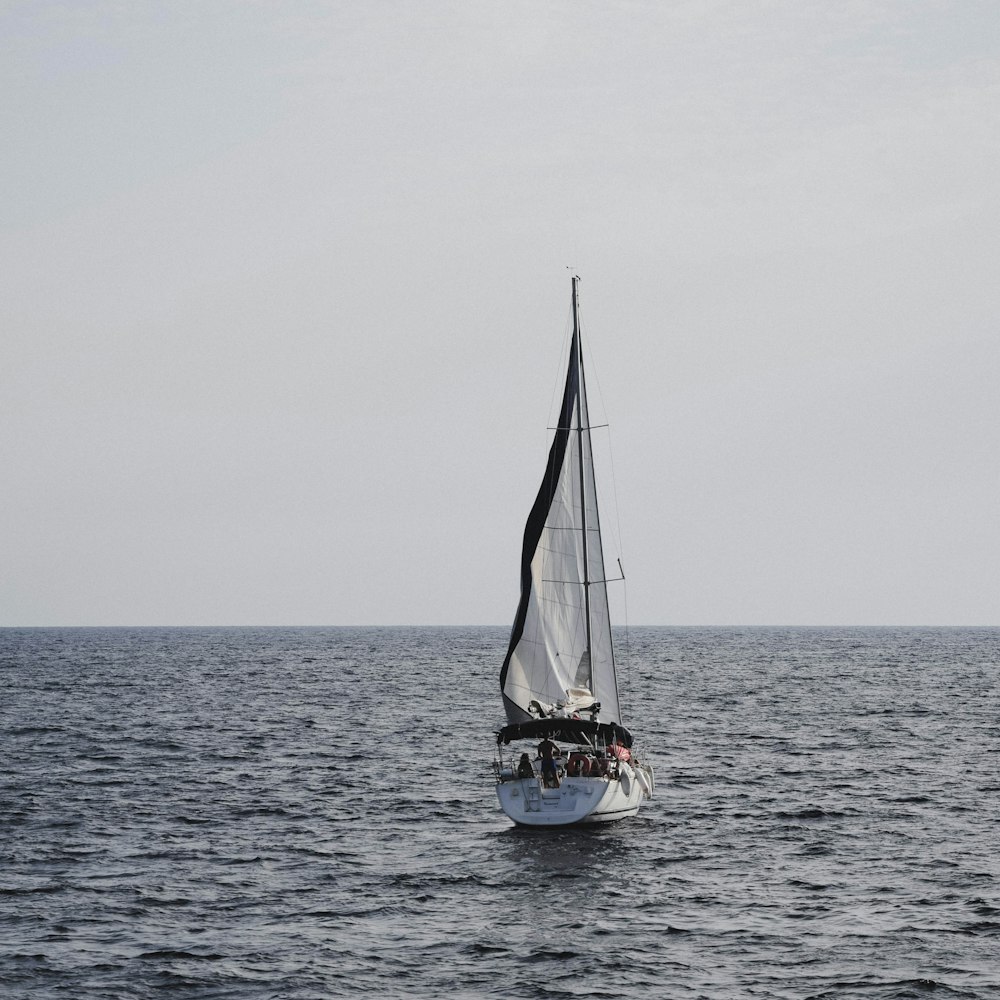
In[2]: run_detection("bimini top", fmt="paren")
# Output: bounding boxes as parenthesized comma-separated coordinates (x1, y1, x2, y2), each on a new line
(496, 718, 633, 749)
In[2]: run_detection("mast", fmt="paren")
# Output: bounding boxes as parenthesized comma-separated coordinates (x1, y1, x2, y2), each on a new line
(571, 275, 594, 696)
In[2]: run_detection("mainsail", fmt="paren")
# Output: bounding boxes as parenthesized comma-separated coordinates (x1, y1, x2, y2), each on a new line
(500, 277, 622, 726)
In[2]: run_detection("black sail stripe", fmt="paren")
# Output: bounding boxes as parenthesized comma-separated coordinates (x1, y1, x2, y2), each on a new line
(499, 329, 579, 725)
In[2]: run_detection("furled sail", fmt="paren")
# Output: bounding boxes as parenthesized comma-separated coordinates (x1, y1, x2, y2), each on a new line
(500, 280, 622, 726)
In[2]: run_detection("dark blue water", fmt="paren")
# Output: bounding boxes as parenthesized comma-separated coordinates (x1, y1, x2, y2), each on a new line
(2, 626, 998, 998)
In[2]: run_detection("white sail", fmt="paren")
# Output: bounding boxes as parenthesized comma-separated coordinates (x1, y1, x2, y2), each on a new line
(500, 279, 622, 726)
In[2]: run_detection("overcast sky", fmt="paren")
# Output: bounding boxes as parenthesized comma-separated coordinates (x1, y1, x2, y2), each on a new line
(3, 1, 999, 626)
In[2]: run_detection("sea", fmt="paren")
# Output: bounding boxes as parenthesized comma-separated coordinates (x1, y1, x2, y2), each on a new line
(1, 626, 998, 999)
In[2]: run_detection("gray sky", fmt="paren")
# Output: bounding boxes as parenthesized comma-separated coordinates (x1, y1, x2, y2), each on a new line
(3, 1, 999, 626)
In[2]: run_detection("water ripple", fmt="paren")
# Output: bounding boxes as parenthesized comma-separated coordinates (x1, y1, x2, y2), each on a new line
(1, 626, 998, 997)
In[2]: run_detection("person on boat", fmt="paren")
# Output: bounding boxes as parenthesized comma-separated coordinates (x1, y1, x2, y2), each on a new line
(536, 738, 561, 787)
(516, 753, 534, 778)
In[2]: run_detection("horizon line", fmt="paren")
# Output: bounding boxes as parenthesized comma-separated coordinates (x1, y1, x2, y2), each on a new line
(2, 623, 998, 630)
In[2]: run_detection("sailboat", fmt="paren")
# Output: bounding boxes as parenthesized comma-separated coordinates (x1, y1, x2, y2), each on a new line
(493, 276, 654, 825)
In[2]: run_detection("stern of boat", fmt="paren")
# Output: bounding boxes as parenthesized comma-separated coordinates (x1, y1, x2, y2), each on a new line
(494, 759, 652, 826)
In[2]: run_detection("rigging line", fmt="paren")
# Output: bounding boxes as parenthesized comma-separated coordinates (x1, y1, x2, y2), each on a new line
(577, 299, 630, 717)
(605, 411, 625, 564)
(574, 278, 625, 721)
(605, 409, 630, 708)
(571, 275, 594, 700)
(621, 564, 632, 714)
(575, 295, 625, 566)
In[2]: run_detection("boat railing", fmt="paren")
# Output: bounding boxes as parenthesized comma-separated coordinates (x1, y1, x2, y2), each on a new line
(493, 746, 622, 783)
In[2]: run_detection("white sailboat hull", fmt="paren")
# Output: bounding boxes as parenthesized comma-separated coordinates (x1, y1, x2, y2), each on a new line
(495, 762, 653, 827)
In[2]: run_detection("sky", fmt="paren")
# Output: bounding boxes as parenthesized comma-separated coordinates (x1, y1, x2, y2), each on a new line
(3, 0, 999, 627)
